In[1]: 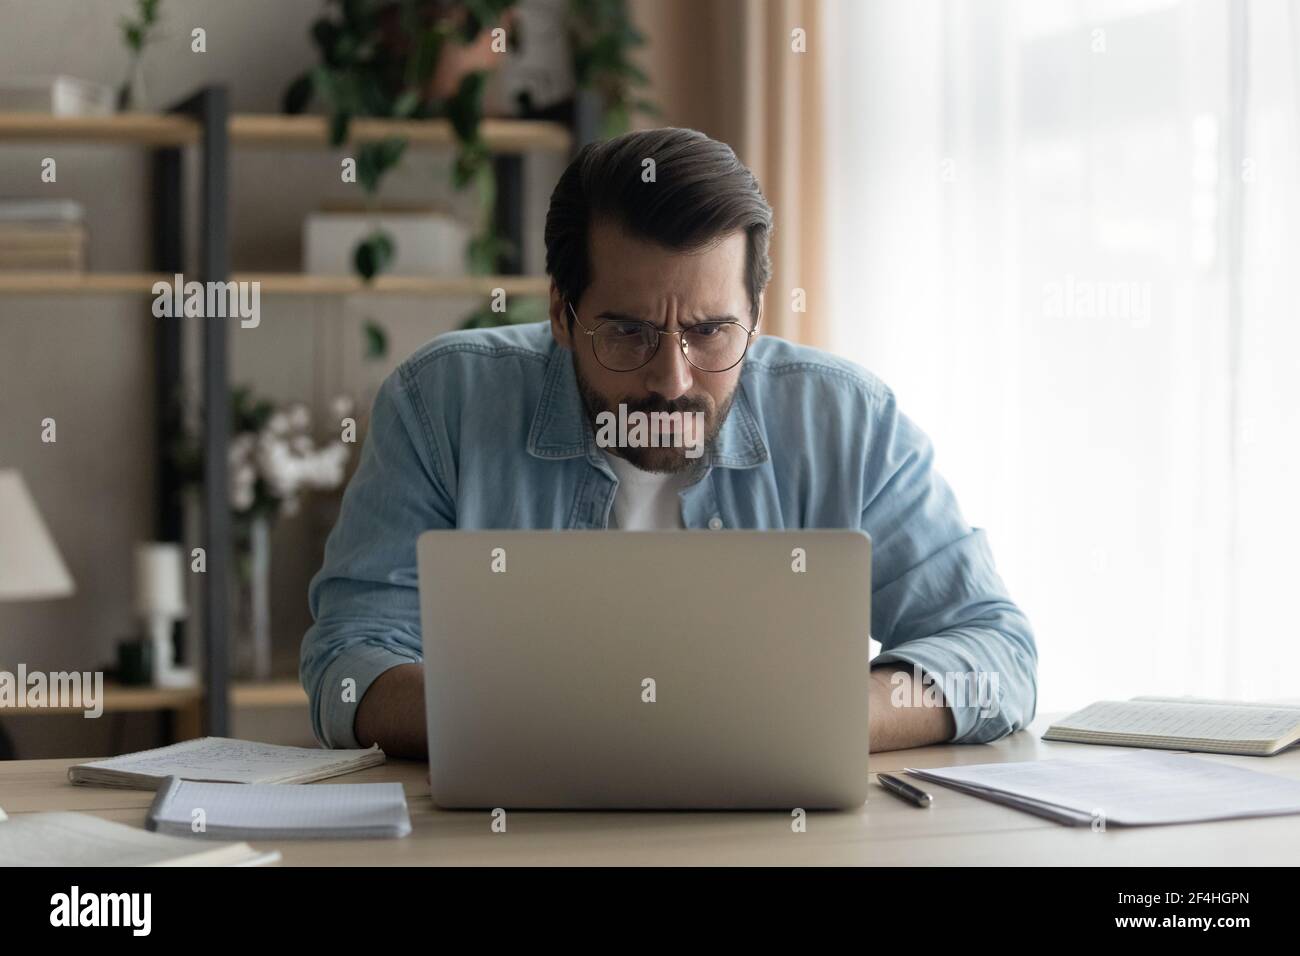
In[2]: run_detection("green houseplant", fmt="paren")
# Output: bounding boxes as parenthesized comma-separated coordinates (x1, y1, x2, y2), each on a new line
(283, 0, 519, 281)
(568, 0, 657, 139)
(118, 0, 164, 111)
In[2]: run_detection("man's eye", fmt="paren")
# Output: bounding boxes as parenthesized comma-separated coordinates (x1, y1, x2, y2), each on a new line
(690, 323, 725, 337)
(606, 322, 646, 338)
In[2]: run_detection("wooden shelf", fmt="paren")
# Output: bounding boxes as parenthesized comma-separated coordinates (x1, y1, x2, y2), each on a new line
(0, 271, 551, 297)
(1, 680, 307, 716)
(242, 272, 551, 296)
(0, 272, 171, 294)
(229, 114, 572, 152)
(0, 112, 199, 145)
(0, 681, 201, 717)
(231, 679, 307, 709)
(0, 112, 571, 153)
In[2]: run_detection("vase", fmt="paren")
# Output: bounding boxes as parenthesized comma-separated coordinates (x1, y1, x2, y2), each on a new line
(232, 516, 273, 681)
(118, 57, 149, 112)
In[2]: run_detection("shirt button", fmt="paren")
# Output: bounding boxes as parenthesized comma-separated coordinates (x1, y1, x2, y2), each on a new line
(708, 516, 723, 530)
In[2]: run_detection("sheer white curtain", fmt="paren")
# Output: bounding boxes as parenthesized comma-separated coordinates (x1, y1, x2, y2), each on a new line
(824, 0, 1300, 712)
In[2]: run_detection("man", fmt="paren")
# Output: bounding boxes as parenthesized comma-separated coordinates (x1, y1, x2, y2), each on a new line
(301, 127, 1037, 758)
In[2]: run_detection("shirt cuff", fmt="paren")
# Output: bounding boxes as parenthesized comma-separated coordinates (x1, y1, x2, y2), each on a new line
(314, 643, 422, 750)
(872, 644, 991, 743)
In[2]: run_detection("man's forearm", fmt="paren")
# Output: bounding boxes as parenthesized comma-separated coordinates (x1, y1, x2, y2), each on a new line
(354, 663, 427, 758)
(868, 664, 956, 752)
(354, 661, 952, 759)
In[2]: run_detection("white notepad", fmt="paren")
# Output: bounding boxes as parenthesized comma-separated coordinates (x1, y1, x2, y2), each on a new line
(68, 737, 386, 789)
(1042, 697, 1300, 755)
(905, 750, 1300, 826)
(146, 778, 412, 839)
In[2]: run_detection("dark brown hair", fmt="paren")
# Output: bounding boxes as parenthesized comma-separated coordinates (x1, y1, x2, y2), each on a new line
(544, 127, 774, 324)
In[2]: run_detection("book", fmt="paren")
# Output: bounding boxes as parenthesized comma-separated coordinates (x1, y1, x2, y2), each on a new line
(68, 737, 386, 789)
(146, 777, 412, 840)
(0, 811, 280, 866)
(904, 750, 1300, 826)
(1042, 696, 1300, 756)
(0, 199, 85, 223)
(0, 76, 115, 116)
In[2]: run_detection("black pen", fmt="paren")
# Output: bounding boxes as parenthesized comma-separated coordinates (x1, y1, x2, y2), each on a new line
(877, 772, 933, 808)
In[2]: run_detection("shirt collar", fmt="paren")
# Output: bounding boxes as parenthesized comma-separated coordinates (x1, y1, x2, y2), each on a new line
(526, 338, 769, 469)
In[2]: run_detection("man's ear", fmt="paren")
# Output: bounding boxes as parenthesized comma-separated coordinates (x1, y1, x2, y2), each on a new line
(549, 282, 574, 351)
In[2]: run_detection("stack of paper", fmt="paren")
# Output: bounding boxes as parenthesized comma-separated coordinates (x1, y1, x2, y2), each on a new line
(905, 751, 1300, 826)
(146, 777, 412, 840)
(68, 737, 386, 789)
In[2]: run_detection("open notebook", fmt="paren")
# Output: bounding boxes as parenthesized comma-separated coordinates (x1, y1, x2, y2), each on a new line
(0, 809, 279, 866)
(1042, 696, 1300, 756)
(68, 737, 386, 789)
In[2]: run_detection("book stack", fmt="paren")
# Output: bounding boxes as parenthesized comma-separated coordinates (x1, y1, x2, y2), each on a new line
(0, 75, 115, 115)
(0, 199, 87, 272)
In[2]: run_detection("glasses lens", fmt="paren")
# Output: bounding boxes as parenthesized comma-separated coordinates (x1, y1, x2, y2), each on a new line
(683, 322, 749, 372)
(594, 321, 658, 371)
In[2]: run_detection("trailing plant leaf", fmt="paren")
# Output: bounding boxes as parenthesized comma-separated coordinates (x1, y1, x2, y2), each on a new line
(363, 319, 389, 359)
(354, 229, 395, 280)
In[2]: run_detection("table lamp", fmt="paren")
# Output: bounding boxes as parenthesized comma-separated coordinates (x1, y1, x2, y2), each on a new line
(0, 469, 75, 601)
(135, 542, 195, 688)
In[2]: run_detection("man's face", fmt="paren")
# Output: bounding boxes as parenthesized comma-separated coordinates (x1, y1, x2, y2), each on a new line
(550, 219, 758, 474)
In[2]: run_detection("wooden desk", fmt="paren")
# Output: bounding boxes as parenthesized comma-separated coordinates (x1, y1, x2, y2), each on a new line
(3, 711, 1299, 865)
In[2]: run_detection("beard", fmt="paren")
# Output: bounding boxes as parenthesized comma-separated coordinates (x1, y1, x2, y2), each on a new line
(572, 355, 737, 475)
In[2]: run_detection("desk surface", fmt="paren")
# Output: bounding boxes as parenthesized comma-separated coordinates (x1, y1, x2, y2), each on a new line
(3, 712, 1299, 865)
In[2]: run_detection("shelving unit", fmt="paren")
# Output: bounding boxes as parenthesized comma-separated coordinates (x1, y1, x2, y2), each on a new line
(0, 272, 553, 296)
(0, 88, 583, 740)
(0, 111, 571, 151)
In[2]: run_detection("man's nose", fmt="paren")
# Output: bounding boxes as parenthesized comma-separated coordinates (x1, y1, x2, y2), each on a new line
(642, 333, 693, 400)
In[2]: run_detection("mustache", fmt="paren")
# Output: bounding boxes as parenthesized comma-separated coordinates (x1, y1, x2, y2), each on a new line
(616, 395, 711, 417)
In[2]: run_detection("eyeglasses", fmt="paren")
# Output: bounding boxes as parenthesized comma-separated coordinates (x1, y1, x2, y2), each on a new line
(566, 300, 759, 373)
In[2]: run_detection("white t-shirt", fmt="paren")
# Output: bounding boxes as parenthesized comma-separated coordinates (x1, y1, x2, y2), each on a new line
(604, 452, 689, 530)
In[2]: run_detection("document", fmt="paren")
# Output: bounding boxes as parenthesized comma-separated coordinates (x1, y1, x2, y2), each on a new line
(905, 750, 1300, 826)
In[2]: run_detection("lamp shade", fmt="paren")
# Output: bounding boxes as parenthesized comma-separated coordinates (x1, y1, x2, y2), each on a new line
(134, 542, 188, 619)
(0, 469, 75, 601)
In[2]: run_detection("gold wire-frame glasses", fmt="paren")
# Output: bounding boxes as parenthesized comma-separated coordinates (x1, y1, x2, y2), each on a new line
(566, 300, 760, 373)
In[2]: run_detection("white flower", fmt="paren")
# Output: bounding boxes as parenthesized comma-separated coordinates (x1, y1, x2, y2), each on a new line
(266, 411, 291, 436)
(228, 432, 257, 466)
(288, 403, 311, 431)
(331, 394, 355, 420)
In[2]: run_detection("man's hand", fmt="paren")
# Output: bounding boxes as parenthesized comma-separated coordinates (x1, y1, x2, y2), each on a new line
(356, 661, 955, 759)
(868, 663, 957, 752)
(354, 663, 427, 758)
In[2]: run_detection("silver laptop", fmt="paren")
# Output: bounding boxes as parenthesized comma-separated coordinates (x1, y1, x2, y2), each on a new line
(417, 529, 871, 810)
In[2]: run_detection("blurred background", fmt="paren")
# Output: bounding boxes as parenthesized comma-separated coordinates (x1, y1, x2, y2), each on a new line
(0, 0, 1295, 759)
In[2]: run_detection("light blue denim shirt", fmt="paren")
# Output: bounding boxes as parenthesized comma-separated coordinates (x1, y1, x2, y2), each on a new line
(301, 321, 1037, 749)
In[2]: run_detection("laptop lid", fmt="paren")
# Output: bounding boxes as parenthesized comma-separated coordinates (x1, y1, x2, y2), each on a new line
(417, 529, 871, 809)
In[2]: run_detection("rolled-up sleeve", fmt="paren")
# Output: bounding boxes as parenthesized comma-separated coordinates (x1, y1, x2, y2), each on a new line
(862, 389, 1038, 743)
(299, 365, 455, 749)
